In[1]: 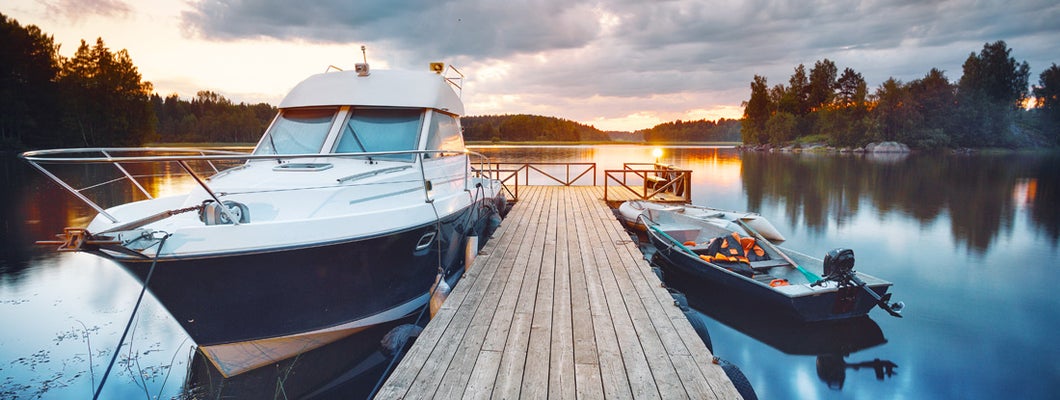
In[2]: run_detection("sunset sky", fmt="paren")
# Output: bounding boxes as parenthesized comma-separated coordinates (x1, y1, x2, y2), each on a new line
(5, 0, 1059, 132)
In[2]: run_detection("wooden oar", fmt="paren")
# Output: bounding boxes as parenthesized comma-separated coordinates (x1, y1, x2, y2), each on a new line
(735, 219, 822, 283)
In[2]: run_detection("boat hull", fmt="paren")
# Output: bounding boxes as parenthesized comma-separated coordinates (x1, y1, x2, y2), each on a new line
(102, 198, 497, 375)
(647, 229, 888, 322)
(117, 223, 438, 345)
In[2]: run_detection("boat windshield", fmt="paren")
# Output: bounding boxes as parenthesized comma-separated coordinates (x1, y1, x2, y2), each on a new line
(255, 107, 337, 155)
(334, 108, 423, 161)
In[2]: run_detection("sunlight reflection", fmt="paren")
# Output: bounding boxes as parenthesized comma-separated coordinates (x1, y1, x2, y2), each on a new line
(1012, 178, 1037, 208)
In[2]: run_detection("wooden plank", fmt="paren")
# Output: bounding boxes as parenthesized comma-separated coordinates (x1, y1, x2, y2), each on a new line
(490, 186, 553, 396)
(571, 187, 634, 399)
(578, 187, 660, 399)
(549, 185, 576, 399)
(463, 350, 502, 400)
(482, 186, 545, 352)
(492, 311, 532, 398)
(567, 188, 605, 398)
(522, 186, 559, 398)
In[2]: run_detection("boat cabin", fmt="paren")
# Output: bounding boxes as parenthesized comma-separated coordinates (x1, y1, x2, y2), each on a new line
(252, 69, 467, 162)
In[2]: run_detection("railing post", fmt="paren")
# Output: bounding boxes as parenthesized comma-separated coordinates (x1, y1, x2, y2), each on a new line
(177, 160, 241, 225)
(684, 171, 692, 202)
(102, 150, 152, 200)
(604, 171, 609, 202)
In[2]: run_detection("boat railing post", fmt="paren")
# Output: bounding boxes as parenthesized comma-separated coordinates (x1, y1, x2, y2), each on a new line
(417, 151, 433, 203)
(200, 150, 221, 174)
(177, 160, 240, 225)
(102, 149, 153, 200)
(24, 157, 120, 223)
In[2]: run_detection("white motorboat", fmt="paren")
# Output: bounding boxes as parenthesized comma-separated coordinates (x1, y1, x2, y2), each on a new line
(21, 62, 506, 377)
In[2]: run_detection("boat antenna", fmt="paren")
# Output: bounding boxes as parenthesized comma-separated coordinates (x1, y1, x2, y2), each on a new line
(356, 46, 371, 76)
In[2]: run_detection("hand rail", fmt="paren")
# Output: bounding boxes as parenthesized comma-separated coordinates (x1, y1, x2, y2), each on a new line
(470, 162, 596, 202)
(20, 147, 493, 225)
(603, 166, 692, 203)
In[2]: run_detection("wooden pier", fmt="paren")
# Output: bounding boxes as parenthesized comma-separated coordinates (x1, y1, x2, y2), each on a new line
(377, 186, 740, 399)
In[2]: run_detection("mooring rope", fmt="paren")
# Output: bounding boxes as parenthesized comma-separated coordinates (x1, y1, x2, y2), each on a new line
(92, 232, 170, 400)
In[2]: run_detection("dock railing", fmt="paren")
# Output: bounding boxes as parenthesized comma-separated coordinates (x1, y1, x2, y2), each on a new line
(473, 162, 596, 202)
(603, 162, 691, 203)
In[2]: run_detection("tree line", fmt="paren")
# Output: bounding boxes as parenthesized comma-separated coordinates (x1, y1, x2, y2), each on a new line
(0, 13, 276, 150)
(638, 118, 742, 143)
(151, 91, 275, 143)
(742, 41, 1060, 149)
(462, 114, 613, 142)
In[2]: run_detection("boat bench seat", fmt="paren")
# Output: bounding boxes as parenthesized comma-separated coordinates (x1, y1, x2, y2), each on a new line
(750, 259, 791, 269)
(660, 227, 702, 243)
(752, 274, 776, 283)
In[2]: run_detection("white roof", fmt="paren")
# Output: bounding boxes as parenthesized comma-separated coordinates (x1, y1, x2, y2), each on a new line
(278, 69, 464, 115)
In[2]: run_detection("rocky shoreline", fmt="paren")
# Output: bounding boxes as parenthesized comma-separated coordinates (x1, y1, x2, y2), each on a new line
(737, 141, 980, 155)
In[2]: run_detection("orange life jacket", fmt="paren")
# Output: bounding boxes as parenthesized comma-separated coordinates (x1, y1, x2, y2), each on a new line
(697, 232, 769, 264)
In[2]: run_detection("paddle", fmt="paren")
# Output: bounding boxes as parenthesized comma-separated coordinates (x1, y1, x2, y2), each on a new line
(735, 219, 822, 283)
(648, 224, 698, 257)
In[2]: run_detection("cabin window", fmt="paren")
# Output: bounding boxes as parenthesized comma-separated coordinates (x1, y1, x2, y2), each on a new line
(255, 107, 336, 155)
(424, 112, 464, 158)
(335, 108, 423, 161)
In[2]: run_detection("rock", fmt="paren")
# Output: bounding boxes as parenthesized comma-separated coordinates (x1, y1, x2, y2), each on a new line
(872, 141, 910, 153)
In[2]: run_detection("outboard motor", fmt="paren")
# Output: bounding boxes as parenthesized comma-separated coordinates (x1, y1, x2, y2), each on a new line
(823, 248, 855, 278)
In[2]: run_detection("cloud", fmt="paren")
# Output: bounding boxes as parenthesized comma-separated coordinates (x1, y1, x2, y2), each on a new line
(43, 0, 132, 22)
(181, 0, 603, 60)
(179, 0, 1060, 129)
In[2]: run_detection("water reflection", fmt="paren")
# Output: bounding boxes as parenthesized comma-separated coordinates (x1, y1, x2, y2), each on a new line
(739, 152, 1060, 253)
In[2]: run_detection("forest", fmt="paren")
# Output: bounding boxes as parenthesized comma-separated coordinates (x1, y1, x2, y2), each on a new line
(462, 114, 742, 143)
(6, 12, 1056, 150)
(638, 118, 742, 143)
(462, 114, 613, 142)
(0, 13, 276, 149)
(741, 41, 1060, 149)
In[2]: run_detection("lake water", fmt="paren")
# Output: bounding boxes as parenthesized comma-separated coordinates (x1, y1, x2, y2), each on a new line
(3, 146, 1059, 398)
